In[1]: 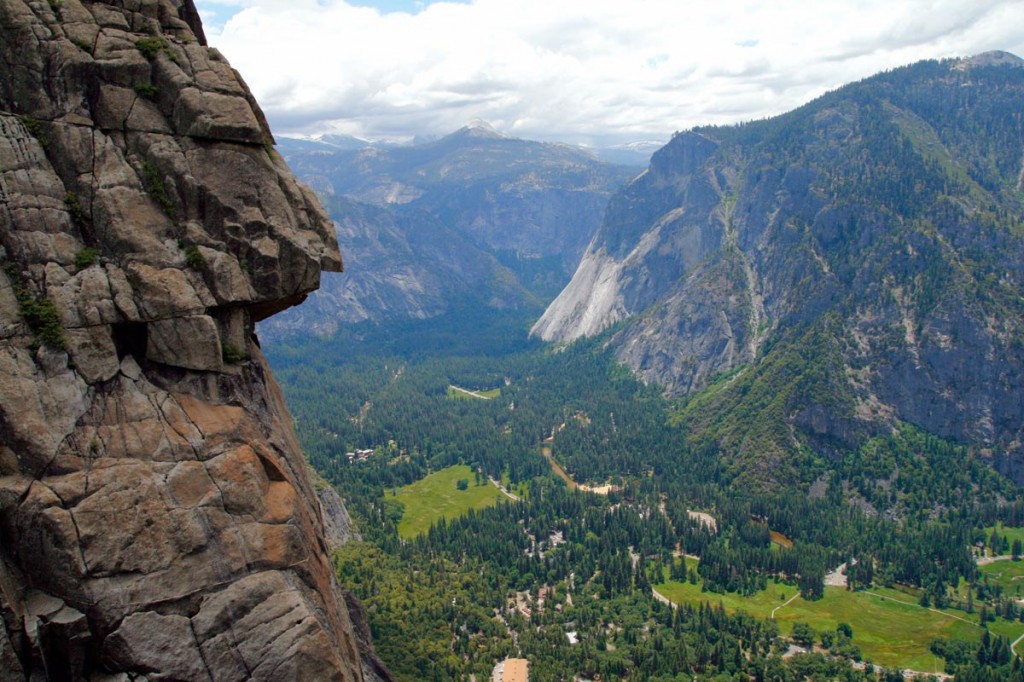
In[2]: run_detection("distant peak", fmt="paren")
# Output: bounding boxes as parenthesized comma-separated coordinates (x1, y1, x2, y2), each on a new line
(608, 140, 666, 152)
(955, 51, 1024, 70)
(459, 119, 507, 138)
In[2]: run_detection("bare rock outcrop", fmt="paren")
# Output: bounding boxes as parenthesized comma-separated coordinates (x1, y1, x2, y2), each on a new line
(0, 1, 387, 679)
(317, 477, 362, 549)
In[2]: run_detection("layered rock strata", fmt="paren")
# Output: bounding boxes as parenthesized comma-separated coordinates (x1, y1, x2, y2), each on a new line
(0, 0, 386, 679)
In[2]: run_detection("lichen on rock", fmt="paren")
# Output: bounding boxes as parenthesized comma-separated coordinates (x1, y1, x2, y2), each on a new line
(0, 1, 387, 679)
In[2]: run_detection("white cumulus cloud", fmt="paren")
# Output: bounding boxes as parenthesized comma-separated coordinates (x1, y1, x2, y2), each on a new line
(196, 0, 1024, 146)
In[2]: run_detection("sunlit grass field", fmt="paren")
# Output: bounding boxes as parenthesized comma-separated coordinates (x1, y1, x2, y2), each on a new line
(447, 385, 501, 400)
(390, 464, 505, 538)
(655, 558, 1017, 671)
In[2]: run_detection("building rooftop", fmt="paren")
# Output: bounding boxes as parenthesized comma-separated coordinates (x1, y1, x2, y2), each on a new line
(493, 658, 529, 682)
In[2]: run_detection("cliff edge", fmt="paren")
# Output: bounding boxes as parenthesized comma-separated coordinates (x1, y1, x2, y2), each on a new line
(0, 0, 388, 679)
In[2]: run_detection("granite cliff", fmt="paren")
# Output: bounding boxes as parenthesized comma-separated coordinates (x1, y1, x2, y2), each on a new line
(0, 0, 388, 679)
(534, 54, 1024, 483)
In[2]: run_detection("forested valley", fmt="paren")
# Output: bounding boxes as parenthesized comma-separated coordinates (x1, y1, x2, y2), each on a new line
(265, 303, 1024, 681)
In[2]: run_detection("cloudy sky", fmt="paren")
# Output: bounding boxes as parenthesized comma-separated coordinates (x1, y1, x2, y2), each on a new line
(194, 0, 1024, 147)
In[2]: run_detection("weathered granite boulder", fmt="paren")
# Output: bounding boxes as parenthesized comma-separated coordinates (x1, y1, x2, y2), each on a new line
(0, 1, 388, 679)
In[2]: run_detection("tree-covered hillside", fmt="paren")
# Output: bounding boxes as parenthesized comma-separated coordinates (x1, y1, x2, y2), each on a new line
(534, 52, 1024, 485)
(267, 304, 1024, 681)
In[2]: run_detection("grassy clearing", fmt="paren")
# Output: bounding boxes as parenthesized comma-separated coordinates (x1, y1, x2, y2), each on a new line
(390, 464, 504, 538)
(979, 556, 1024, 595)
(656, 571, 801, 620)
(655, 561, 1016, 671)
(983, 523, 1024, 552)
(447, 385, 501, 400)
(989, 619, 1024, 648)
(500, 470, 530, 499)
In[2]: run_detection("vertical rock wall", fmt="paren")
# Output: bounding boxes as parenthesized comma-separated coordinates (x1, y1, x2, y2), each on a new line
(0, 1, 386, 679)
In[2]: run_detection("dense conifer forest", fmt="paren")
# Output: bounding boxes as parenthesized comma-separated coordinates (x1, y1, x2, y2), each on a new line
(266, 303, 1024, 680)
(263, 46, 1024, 682)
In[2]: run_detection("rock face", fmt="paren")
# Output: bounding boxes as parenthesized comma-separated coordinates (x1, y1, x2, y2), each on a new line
(534, 55, 1024, 481)
(282, 124, 636, 278)
(263, 195, 532, 337)
(532, 131, 724, 346)
(0, 1, 387, 680)
(260, 128, 638, 337)
(317, 476, 362, 548)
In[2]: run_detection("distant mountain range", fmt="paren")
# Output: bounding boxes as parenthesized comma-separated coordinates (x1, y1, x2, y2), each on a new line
(278, 123, 663, 166)
(534, 51, 1024, 482)
(261, 124, 639, 337)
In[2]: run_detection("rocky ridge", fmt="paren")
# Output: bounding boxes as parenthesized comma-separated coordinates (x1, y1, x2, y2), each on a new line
(260, 128, 639, 336)
(261, 194, 534, 336)
(0, 0, 388, 679)
(534, 54, 1024, 481)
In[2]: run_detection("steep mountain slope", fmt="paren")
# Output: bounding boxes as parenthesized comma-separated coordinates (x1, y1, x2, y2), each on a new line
(284, 122, 636, 271)
(0, 1, 387, 679)
(534, 53, 1024, 482)
(261, 125, 638, 335)
(264, 195, 530, 335)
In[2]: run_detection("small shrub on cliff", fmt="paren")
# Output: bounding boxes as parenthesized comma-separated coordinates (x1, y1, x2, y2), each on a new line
(73, 247, 100, 270)
(17, 115, 48, 150)
(65, 191, 88, 229)
(141, 161, 175, 219)
(183, 244, 205, 270)
(2, 261, 66, 350)
(135, 36, 169, 60)
(133, 83, 158, 99)
(22, 294, 65, 350)
(222, 343, 247, 364)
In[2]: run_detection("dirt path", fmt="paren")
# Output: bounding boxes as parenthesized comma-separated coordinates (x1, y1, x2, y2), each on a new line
(771, 592, 800, 619)
(579, 482, 619, 495)
(652, 587, 677, 609)
(851, 660, 951, 680)
(494, 609, 520, 656)
(1012, 630, 1024, 658)
(540, 446, 578, 489)
(449, 385, 492, 400)
(488, 476, 522, 502)
(868, 592, 979, 626)
(977, 554, 1014, 566)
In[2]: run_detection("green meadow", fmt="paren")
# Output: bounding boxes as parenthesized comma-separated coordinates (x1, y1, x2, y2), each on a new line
(983, 523, 1024, 553)
(390, 464, 505, 538)
(979, 556, 1024, 595)
(655, 560, 1019, 672)
(447, 385, 502, 400)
